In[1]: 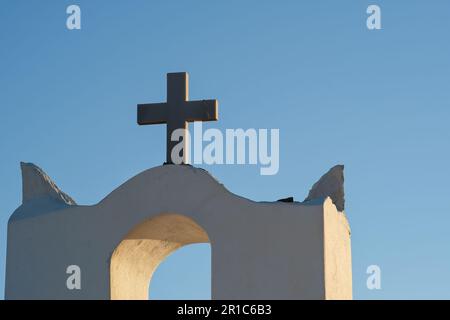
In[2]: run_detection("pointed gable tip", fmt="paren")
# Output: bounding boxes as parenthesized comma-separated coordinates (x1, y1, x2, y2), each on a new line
(20, 162, 77, 206)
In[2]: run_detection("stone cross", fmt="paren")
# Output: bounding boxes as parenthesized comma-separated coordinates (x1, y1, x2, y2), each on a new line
(137, 72, 218, 164)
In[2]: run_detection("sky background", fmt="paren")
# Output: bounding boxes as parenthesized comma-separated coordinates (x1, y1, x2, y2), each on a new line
(1, 0, 450, 299)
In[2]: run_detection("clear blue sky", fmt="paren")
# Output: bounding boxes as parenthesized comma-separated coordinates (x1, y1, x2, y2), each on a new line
(1, 0, 450, 299)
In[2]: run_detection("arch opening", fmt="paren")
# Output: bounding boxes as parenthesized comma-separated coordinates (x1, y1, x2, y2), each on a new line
(110, 213, 210, 300)
(150, 243, 211, 299)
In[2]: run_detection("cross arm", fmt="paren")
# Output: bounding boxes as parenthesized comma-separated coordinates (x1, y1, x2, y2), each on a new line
(184, 100, 218, 122)
(137, 103, 168, 125)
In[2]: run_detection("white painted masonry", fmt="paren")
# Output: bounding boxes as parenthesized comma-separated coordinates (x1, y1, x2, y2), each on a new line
(5, 163, 352, 300)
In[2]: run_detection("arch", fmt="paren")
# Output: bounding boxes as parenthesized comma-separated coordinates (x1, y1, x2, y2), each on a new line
(150, 243, 211, 299)
(110, 213, 210, 300)
(6, 164, 352, 300)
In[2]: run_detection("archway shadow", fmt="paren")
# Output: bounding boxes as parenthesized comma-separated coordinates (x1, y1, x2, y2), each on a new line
(110, 213, 210, 300)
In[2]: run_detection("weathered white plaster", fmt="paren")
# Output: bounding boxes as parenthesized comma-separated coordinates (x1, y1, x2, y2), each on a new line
(305, 165, 345, 212)
(20, 162, 76, 205)
(5, 164, 352, 300)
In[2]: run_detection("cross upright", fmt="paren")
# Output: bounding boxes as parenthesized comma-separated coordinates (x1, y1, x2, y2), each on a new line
(137, 72, 218, 164)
